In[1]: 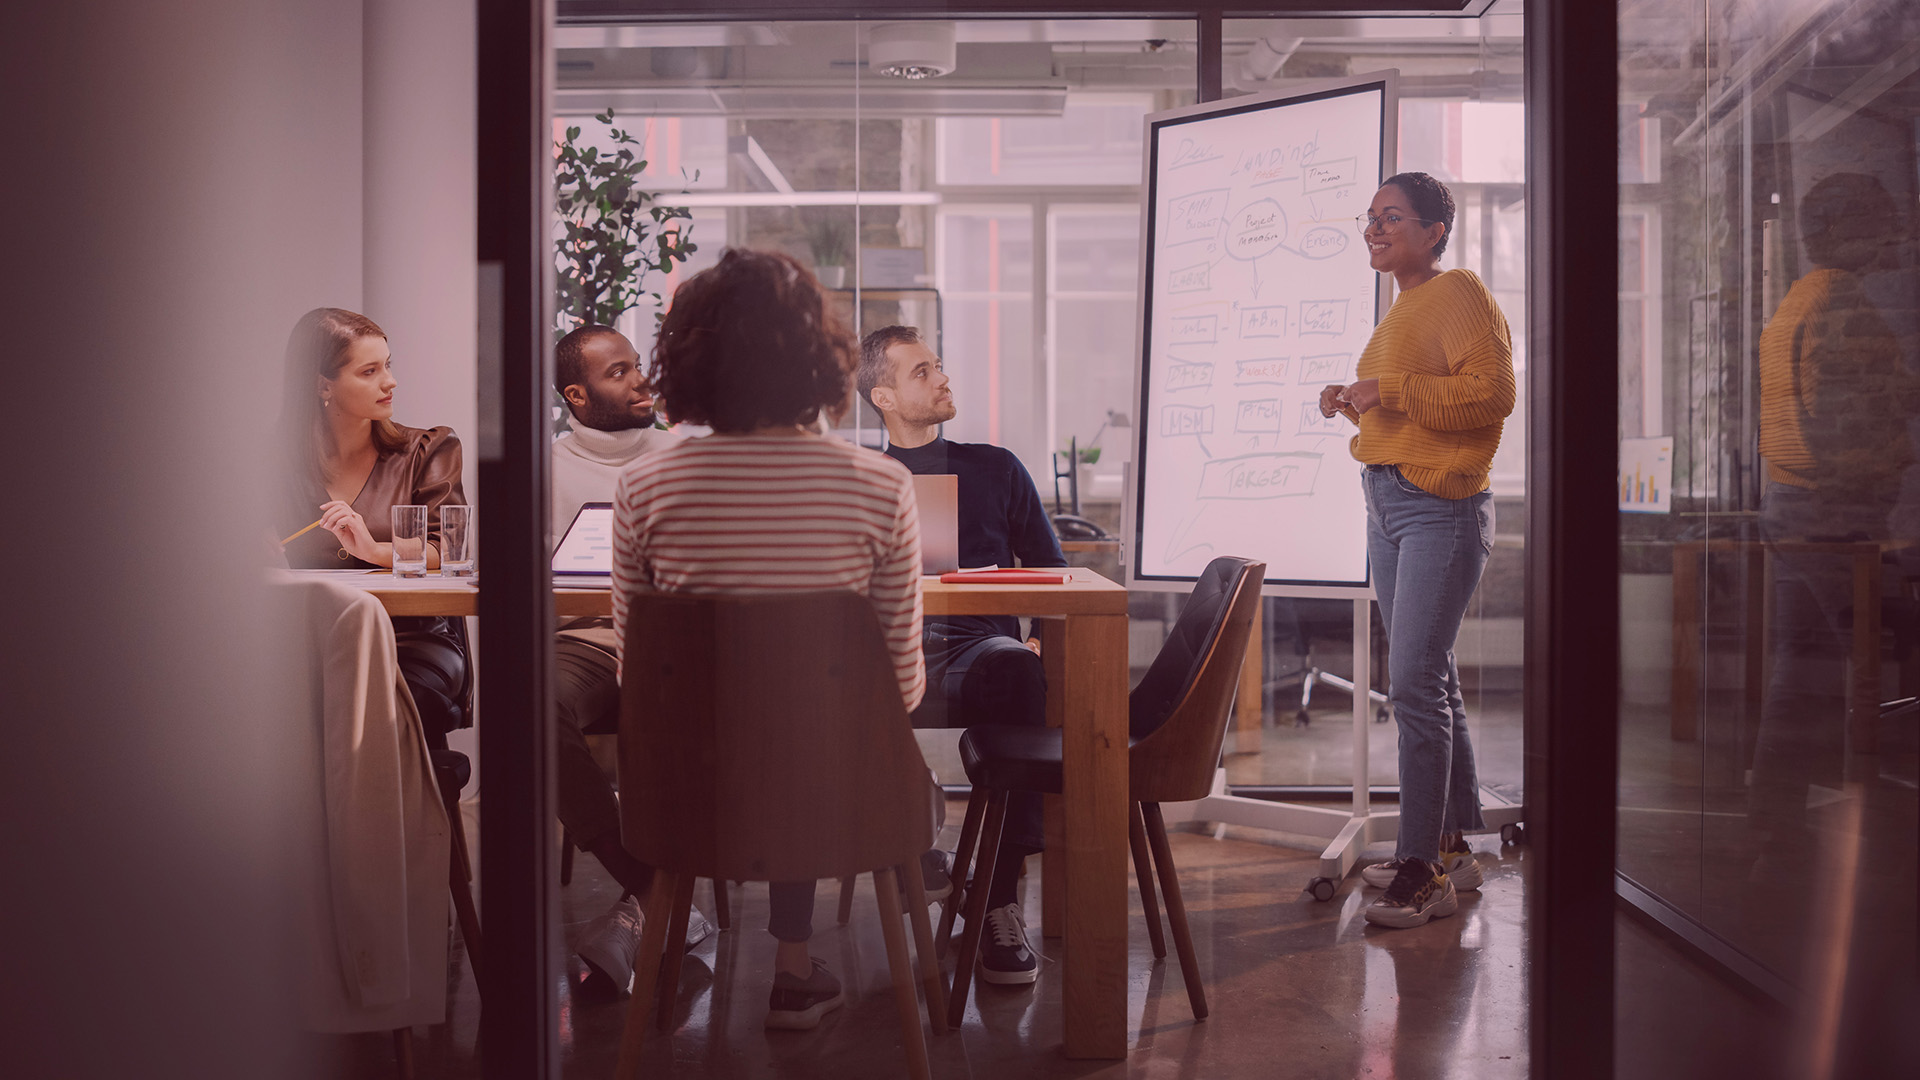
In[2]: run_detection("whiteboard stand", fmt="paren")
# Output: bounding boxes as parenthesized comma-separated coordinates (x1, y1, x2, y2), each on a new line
(1157, 596, 1525, 901)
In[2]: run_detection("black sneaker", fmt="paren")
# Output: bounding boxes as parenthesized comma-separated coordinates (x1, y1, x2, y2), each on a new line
(1363, 859, 1457, 929)
(900, 849, 953, 906)
(765, 958, 844, 1030)
(977, 903, 1039, 985)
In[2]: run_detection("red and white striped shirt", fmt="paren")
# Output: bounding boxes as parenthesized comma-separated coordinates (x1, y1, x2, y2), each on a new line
(611, 432, 925, 709)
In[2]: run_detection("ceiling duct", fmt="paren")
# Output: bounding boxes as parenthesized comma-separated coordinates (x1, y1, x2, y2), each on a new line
(556, 42, 1065, 118)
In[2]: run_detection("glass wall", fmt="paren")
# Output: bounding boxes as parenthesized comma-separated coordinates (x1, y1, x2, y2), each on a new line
(1616, 0, 1920, 1065)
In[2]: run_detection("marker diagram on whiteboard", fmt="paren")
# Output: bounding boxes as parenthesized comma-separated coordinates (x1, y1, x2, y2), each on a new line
(1134, 80, 1389, 588)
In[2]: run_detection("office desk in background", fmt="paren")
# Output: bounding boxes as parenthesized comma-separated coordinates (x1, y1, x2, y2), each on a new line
(343, 568, 1133, 1060)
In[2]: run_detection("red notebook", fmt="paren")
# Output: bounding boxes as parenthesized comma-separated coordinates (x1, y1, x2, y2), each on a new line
(938, 568, 1069, 585)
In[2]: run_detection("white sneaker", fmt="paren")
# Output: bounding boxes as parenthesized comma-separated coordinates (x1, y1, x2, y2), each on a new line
(577, 896, 645, 992)
(577, 896, 718, 993)
(1361, 842, 1482, 893)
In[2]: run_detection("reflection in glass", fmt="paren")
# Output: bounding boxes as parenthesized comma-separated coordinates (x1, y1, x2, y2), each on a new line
(1617, 0, 1920, 1069)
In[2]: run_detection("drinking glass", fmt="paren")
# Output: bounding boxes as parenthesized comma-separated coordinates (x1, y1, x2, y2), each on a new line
(440, 505, 475, 578)
(390, 504, 428, 578)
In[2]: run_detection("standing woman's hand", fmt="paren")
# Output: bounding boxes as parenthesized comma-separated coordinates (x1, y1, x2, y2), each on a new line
(1338, 378, 1384, 415)
(318, 500, 383, 564)
(1319, 384, 1349, 418)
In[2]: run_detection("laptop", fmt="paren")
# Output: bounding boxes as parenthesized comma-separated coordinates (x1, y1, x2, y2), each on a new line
(554, 481, 957, 583)
(553, 502, 615, 587)
(913, 474, 960, 576)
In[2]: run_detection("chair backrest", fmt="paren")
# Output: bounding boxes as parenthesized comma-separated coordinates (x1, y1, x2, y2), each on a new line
(1128, 557, 1265, 804)
(618, 589, 936, 883)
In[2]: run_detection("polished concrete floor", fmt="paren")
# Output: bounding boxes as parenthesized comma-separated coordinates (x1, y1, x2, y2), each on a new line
(327, 797, 1532, 1079)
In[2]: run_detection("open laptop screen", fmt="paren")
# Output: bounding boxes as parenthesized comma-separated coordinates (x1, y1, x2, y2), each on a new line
(553, 502, 614, 582)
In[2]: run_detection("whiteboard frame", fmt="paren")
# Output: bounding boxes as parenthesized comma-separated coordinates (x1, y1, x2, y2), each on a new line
(1122, 70, 1399, 598)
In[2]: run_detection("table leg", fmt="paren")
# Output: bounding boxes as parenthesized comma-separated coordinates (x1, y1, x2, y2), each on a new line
(1232, 599, 1264, 753)
(1671, 544, 1702, 741)
(1060, 612, 1128, 1060)
(1038, 617, 1067, 939)
(1851, 551, 1881, 756)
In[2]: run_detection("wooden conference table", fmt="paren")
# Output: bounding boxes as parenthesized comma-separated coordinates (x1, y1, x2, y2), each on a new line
(365, 569, 1132, 1060)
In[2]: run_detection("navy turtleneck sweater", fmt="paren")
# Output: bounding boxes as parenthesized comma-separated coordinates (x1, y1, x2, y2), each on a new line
(885, 436, 1065, 642)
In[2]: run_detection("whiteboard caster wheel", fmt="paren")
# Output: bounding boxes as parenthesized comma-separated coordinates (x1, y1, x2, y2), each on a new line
(1374, 706, 1391, 724)
(1308, 877, 1336, 902)
(1293, 709, 1311, 728)
(1501, 823, 1526, 846)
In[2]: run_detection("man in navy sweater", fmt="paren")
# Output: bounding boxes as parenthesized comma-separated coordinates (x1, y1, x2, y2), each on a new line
(859, 324, 1064, 988)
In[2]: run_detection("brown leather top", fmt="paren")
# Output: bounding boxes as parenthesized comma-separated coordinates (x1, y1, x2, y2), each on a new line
(284, 424, 466, 569)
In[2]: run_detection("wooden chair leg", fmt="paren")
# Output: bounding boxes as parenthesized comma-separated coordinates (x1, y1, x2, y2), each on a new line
(873, 867, 933, 1080)
(947, 790, 1008, 1030)
(657, 874, 696, 1032)
(711, 876, 731, 931)
(391, 1026, 415, 1080)
(1142, 802, 1207, 1020)
(615, 872, 679, 1079)
(837, 875, 857, 926)
(443, 787, 483, 986)
(936, 791, 988, 957)
(1129, 800, 1167, 959)
(559, 829, 575, 886)
(899, 860, 949, 1034)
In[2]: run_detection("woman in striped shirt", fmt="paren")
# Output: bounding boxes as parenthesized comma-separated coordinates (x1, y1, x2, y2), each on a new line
(611, 248, 924, 1030)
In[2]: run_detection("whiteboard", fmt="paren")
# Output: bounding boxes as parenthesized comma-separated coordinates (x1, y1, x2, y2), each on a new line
(1125, 73, 1396, 594)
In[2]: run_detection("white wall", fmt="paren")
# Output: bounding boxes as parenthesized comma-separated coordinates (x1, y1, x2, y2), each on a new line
(362, 0, 483, 781)
(3, 2, 365, 1074)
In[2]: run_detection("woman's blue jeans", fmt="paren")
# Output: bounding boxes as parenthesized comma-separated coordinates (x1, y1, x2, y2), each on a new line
(1362, 465, 1492, 864)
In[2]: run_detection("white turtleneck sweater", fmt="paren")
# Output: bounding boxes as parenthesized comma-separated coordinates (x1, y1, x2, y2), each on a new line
(551, 420, 685, 549)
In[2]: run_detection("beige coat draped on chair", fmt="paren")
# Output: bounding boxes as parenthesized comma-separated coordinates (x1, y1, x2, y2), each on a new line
(286, 575, 451, 1033)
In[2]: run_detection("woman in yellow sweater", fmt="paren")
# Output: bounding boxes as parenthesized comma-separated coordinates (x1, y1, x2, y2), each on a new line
(1318, 172, 1515, 929)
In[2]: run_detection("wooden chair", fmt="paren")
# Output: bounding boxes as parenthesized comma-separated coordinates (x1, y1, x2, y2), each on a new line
(612, 590, 948, 1080)
(945, 556, 1264, 1027)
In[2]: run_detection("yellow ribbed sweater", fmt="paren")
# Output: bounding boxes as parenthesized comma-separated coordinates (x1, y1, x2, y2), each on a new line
(1344, 268, 1515, 499)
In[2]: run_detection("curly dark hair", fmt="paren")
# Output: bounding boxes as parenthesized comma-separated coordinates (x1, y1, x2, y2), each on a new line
(1382, 171, 1456, 257)
(649, 249, 857, 433)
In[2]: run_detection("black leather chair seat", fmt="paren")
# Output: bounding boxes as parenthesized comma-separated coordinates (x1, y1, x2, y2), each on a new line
(959, 725, 1141, 794)
(432, 748, 471, 792)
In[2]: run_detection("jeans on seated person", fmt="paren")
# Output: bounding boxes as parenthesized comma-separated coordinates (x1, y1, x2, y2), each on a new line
(917, 629, 1048, 856)
(554, 633, 625, 852)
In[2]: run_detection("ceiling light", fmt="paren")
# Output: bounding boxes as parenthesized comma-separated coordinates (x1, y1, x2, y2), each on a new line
(869, 23, 957, 80)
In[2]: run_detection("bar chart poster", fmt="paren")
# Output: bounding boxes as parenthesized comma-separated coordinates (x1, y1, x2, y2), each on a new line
(1619, 436, 1673, 514)
(1128, 72, 1395, 593)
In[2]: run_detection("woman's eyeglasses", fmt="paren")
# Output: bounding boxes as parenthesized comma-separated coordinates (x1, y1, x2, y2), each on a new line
(1355, 213, 1434, 235)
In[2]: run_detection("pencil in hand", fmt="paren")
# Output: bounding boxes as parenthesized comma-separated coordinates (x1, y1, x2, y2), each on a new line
(280, 518, 324, 547)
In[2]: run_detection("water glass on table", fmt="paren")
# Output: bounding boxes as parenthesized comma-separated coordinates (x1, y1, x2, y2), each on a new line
(391, 504, 428, 578)
(440, 505, 475, 578)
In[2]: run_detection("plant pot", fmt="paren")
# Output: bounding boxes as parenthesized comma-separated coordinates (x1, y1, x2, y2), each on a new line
(817, 265, 847, 289)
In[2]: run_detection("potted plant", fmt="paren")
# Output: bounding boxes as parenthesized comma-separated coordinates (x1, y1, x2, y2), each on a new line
(802, 211, 851, 289)
(553, 108, 698, 335)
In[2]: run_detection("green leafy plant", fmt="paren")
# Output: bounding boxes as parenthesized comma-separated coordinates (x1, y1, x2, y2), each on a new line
(553, 109, 698, 338)
(801, 210, 850, 268)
